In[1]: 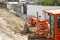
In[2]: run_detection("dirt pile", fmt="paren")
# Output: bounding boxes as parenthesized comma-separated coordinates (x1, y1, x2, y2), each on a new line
(0, 9, 26, 40)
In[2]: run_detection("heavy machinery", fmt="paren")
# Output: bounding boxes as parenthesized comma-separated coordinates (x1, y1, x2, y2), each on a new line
(23, 9, 60, 40)
(23, 12, 50, 38)
(44, 9, 60, 40)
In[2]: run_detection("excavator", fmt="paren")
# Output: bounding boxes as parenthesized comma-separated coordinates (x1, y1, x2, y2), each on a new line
(23, 9, 60, 40)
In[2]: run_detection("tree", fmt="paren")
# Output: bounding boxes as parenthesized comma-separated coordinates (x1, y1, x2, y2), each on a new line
(56, 0, 60, 5)
(36, 0, 41, 5)
(43, 0, 55, 6)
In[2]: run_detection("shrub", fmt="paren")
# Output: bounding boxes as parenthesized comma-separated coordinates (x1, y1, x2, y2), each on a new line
(43, 0, 55, 6)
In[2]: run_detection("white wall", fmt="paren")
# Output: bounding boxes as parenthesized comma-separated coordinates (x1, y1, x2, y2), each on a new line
(27, 5, 60, 20)
(7, 2, 19, 4)
(7, 4, 12, 10)
(19, 0, 26, 1)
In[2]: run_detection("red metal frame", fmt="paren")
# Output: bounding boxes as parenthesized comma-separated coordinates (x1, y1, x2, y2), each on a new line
(44, 9, 60, 40)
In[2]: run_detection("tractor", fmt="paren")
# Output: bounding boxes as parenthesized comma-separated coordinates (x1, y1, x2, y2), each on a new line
(23, 9, 60, 40)
(44, 9, 60, 40)
(23, 12, 50, 38)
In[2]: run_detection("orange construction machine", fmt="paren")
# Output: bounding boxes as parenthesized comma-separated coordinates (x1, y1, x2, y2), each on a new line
(44, 9, 60, 40)
(23, 12, 50, 38)
(23, 9, 60, 40)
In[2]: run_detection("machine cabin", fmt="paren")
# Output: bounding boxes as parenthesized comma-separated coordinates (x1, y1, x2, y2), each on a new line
(44, 9, 60, 40)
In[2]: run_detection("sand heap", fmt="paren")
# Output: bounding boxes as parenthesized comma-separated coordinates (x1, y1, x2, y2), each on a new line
(0, 9, 26, 40)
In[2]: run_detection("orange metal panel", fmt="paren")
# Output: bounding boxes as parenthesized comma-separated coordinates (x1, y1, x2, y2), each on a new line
(44, 9, 60, 40)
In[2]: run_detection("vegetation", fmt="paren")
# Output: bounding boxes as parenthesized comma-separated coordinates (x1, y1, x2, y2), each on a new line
(36, 0, 60, 6)
(36, 0, 41, 5)
(56, 0, 60, 5)
(43, 0, 55, 6)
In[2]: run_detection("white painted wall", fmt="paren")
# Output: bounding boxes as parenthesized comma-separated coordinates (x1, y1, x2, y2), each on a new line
(7, 4, 12, 10)
(19, 0, 26, 1)
(27, 5, 60, 20)
(7, 2, 19, 4)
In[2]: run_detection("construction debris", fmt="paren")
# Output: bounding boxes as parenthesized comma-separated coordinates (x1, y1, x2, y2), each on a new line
(0, 9, 27, 40)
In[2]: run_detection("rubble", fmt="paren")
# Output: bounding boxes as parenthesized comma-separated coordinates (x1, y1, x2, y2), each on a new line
(0, 9, 27, 40)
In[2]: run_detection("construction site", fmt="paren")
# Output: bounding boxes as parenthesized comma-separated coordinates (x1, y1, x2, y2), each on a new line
(0, 0, 60, 40)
